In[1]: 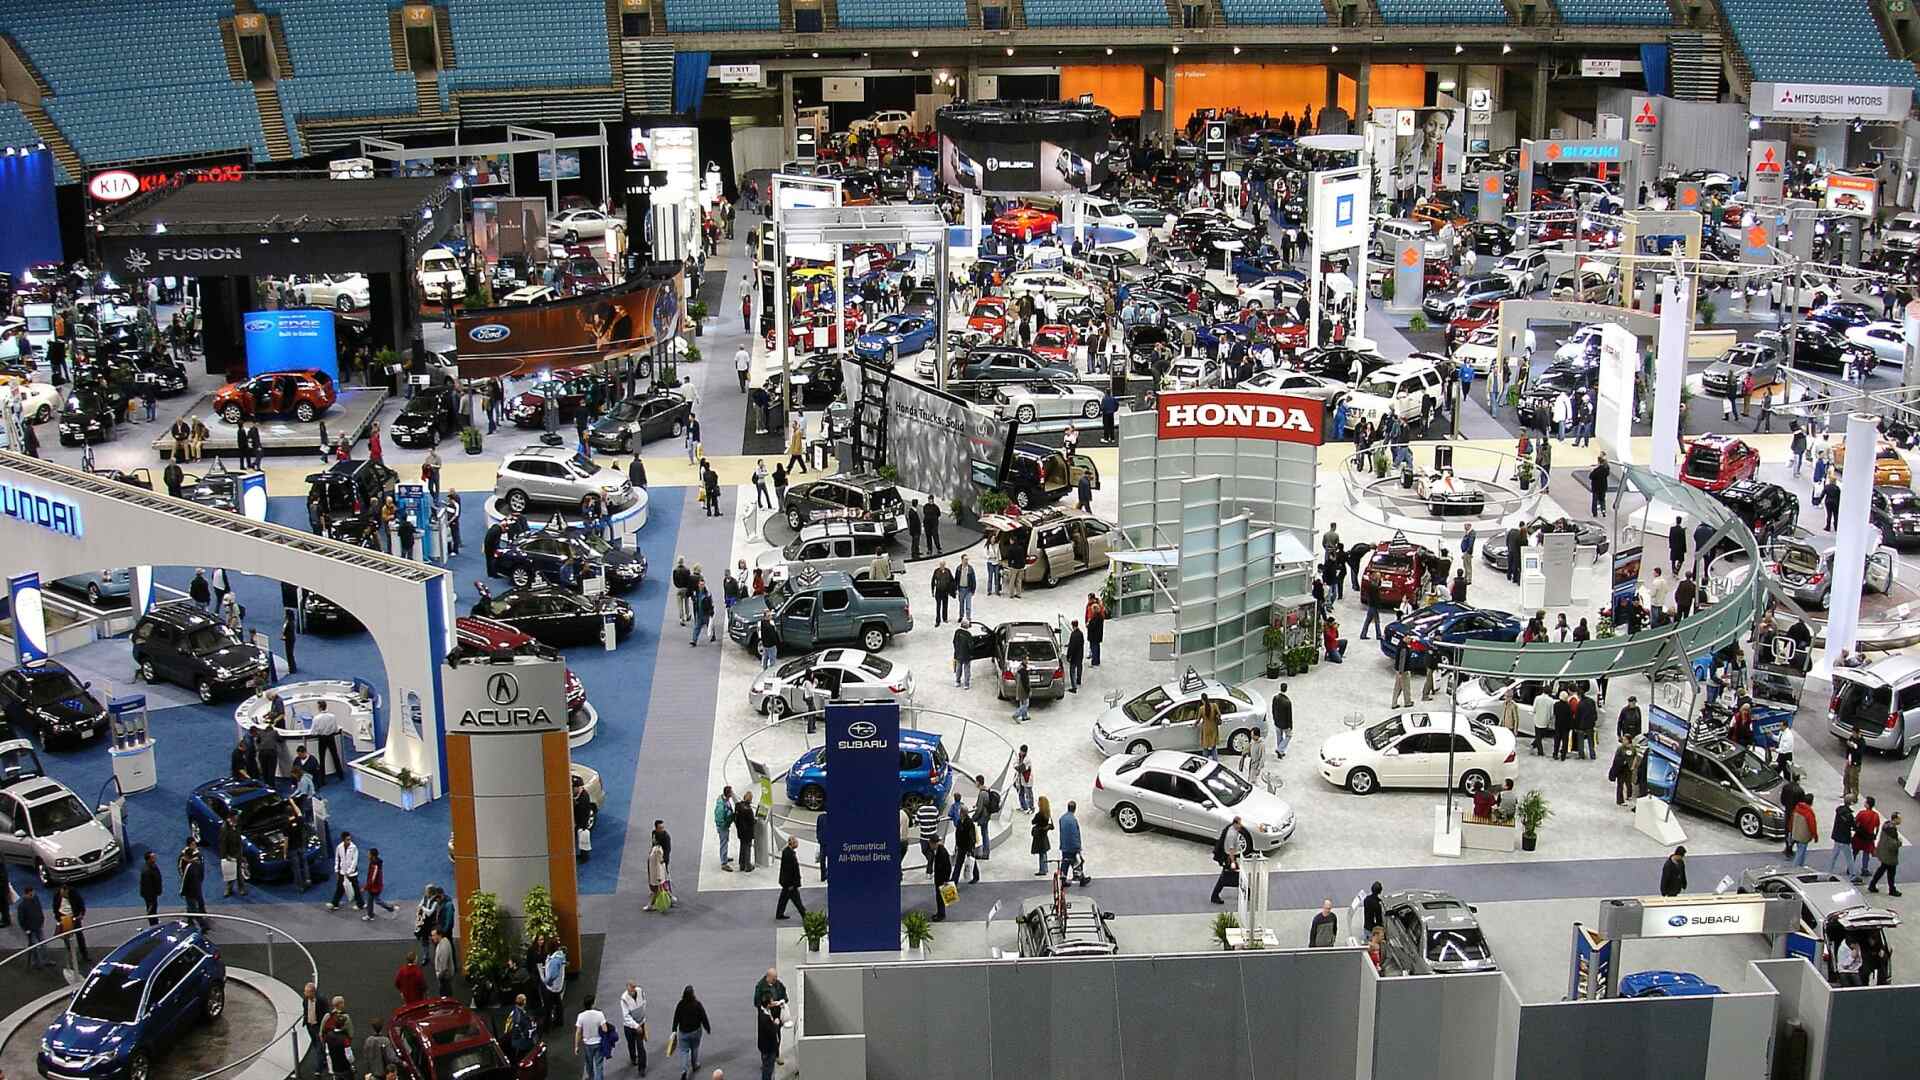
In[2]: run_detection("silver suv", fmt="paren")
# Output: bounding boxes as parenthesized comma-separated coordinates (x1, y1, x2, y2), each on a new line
(494, 447, 637, 514)
(1830, 655, 1920, 756)
(755, 521, 893, 584)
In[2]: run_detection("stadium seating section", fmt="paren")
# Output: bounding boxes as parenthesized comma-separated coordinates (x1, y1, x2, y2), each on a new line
(262, 0, 416, 128)
(1023, 0, 1169, 28)
(834, 0, 968, 29)
(1373, 0, 1508, 23)
(664, 0, 781, 31)
(1553, 0, 1670, 25)
(1220, 0, 1329, 24)
(0, 102, 69, 183)
(1720, 0, 1920, 87)
(440, 0, 611, 90)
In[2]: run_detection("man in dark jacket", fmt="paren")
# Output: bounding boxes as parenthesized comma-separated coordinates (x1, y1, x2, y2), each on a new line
(483, 520, 506, 577)
(1660, 847, 1688, 896)
(1823, 478, 1843, 531)
(1667, 518, 1687, 574)
(1066, 620, 1085, 692)
(1362, 881, 1385, 932)
(1616, 696, 1644, 742)
(923, 500, 943, 554)
(931, 836, 952, 921)
(1210, 819, 1254, 904)
(1552, 691, 1574, 761)
(1589, 453, 1611, 517)
(180, 849, 211, 933)
(1573, 690, 1599, 760)
(18, 884, 46, 968)
(1673, 573, 1697, 619)
(139, 852, 164, 925)
(1608, 742, 1636, 805)
(1504, 525, 1525, 584)
(905, 499, 923, 559)
(774, 836, 807, 919)
(953, 803, 979, 884)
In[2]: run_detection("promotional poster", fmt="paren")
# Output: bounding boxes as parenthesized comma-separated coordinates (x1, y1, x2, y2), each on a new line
(454, 270, 681, 379)
(243, 309, 339, 380)
(936, 101, 1112, 194)
(1645, 704, 1690, 802)
(821, 701, 904, 952)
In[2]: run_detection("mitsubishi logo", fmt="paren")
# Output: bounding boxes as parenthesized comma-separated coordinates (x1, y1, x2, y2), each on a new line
(486, 672, 520, 705)
(1635, 101, 1658, 128)
(124, 250, 151, 274)
(1756, 147, 1782, 175)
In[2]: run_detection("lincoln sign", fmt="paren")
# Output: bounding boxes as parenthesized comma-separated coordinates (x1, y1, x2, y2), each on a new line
(1156, 391, 1325, 445)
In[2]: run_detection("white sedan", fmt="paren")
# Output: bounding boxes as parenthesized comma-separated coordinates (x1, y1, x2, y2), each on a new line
(1166, 357, 1223, 389)
(1845, 321, 1907, 366)
(1554, 324, 1605, 365)
(291, 273, 370, 312)
(1241, 369, 1348, 406)
(548, 208, 617, 242)
(503, 285, 559, 306)
(1238, 275, 1306, 309)
(1005, 271, 1093, 304)
(1091, 750, 1295, 852)
(1451, 327, 1503, 374)
(993, 380, 1103, 424)
(747, 648, 915, 718)
(1, 379, 65, 424)
(1317, 711, 1517, 796)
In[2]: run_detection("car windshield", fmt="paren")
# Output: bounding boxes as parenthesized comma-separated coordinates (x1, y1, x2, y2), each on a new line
(22, 672, 84, 705)
(1427, 928, 1493, 962)
(775, 656, 813, 678)
(1198, 763, 1253, 805)
(1373, 551, 1415, 574)
(858, 654, 893, 677)
(1887, 491, 1919, 513)
(1005, 636, 1057, 661)
(185, 626, 241, 654)
(70, 965, 145, 1023)
(433, 1043, 508, 1080)
(1123, 687, 1172, 725)
(1724, 749, 1782, 791)
(1365, 717, 1409, 751)
(561, 458, 603, 479)
(29, 793, 93, 835)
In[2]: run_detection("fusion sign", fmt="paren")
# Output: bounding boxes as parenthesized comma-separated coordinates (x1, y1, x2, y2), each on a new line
(1156, 391, 1325, 445)
(0, 479, 83, 538)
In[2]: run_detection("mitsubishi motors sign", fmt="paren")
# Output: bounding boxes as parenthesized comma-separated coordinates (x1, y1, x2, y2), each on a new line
(1156, 391, 1325, 445)
(1755, 81, 1912, 120)
(1747, 140, 1786, 204)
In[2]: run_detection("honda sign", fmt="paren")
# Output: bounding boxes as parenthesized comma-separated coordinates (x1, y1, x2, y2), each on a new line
(1156, 391, 1325, 445)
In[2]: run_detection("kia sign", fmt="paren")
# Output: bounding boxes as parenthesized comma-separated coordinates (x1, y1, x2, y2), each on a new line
(87, 170, 140, 202)
(1637, 897, 1769, 938)
(1754, 81, 1913, 120)
(1746, 140, 1786, 204)
(1156, 391, 1325, 445)
(243, 309, 339, 381)
(822, 701, 903, 952)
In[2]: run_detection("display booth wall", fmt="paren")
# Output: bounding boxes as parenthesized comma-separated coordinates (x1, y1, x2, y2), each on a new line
(0, 148, 62, 281)
(1059, 64, 1427, 125)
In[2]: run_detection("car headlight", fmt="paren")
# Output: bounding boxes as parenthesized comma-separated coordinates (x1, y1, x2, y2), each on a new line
(1323, 757, 1345, 768)
(213, 665, 233, 678)
(1257, 822, 1283, 834)
(35, 707, 63, 723)
(54, 857, 78, 868)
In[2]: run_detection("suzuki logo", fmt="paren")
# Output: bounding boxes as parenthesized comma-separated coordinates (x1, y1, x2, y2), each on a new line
(1746, 225, 1769, 249)
(468, 324, 511, 343)
(1399, 246, 1420, 267)
(486, 672, 520, 705)
(1546, 143, 1563, 160)
(847, 720, 878, 739)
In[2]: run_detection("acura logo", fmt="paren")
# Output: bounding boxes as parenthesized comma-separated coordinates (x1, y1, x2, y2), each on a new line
(847, 720, 878, 739)
(486, 672, 520, 705)
(469, 324, 511, 343)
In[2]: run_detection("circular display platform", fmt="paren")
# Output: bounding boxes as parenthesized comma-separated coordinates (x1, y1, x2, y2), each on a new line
(0, 969, 289, 1080)
(482, 488, 650, 542)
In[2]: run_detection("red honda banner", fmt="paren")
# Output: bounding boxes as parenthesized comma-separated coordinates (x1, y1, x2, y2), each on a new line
(1155, 391, 1325, 445)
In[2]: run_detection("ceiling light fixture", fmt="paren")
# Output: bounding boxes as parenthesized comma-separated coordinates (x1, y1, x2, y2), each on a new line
(911, 49, 920, 58)
(1455, 44, 1464, 54)
(1330, 44, 1339, 53)
(1501, 43, 1512, 54)
(1171, 45, 1180, 54)
(1233, 46, 1241, 55)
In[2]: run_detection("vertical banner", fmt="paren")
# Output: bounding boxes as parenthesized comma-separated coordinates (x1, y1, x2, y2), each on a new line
(1630, 96, 1663, 185)
(1741, 216, 1776, 263)
(1650, 276, 1689, 478)
(1747, 140, 1786, 204)
(1824, 413, 1880, 674)
(1392, 239, 1424, 312)
(1476, 172, 1505, 223)
(1645, 704, 1690, 802)
(1611, 546, 1644, 607)
(238, 471, 269, 522)
(1902, 301, 1920, 390)
(1569, 924, 1614, 1001)
(7, 573, 47, 664)
(822, 701, 904, 952)
(132, 565, 155, 615)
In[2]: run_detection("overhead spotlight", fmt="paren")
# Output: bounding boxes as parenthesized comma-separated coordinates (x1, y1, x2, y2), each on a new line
(291, 236, 301, 244)
(259, 236, 269, 244)
(1502, 43, 1512, 54)
(1105, 47, 1114, 55)
(1439, 79, 1456, 93)
(1172, 45, 1180, 55)
(153, 222, 167, 234)
(1233, 46, 1241, 55)
(35, 141, 46, 151)
(1330, 44, 1339, 53)
(3, 147, 14, 156)
(1455, 44, 1464, 54)
(1749, 117, 1761, 131)
(94, 222, 105, 233)
(811, 51, 819, 58)
(1005, 47, 1014, 56)
(911, 49, 920, 58)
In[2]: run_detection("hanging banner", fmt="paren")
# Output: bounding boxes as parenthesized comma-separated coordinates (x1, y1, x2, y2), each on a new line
(1747, 140, 1786, 204)
(1393, 239, 1425, 312)
(1477, 172, 1505, 223)
(7, 573, 47, 665)
(1824, 172, 1878, 218)
(1610, 545, 1644, 606)
(1753, 82, 1913, 121)
(1741, 216, 1776, 263)
(823, 77, 866, 103)
(1644, 704, 1689, 802)
(822, 701, 905, 952)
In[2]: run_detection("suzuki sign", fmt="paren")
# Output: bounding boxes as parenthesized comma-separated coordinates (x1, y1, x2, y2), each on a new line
(1157, 391, 1325, 445)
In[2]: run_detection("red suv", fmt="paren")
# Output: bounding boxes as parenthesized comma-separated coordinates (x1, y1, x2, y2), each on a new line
(1362, 538, 1453, 606)
(211, 369, 337, 424)
(1681, 435, 1761, 492)
(387, 998, 546, 1080)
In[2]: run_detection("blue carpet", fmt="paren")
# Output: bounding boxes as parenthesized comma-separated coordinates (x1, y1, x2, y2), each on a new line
(21, 490, 681, 908)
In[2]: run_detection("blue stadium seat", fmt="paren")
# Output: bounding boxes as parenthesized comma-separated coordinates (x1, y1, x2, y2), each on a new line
(258, 1, 417, 121)
(1373, 0, 1507, 23)
(1720, 0, 1920, 87)
(0, 102, 70, 184)
(835, 0, 967, 27)
(1024, 0, 1168, 27)
(1554, 0, 1670, 25)
(1219, 0, 1327, 25)
(440, 0, 613, 90)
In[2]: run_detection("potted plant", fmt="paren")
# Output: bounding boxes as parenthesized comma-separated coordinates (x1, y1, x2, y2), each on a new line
(1211, 911, 1241, 950)
(1262, 622, 1288, 679)
(1697, 294, 1717, 328)
(688, 301, 708, 336)
(1515, 457, 1535, 491)
(658, 359, 680, 388)
(949, 496, 968, 529)
(1100, 570, 1119, 613)
(900, 910, 935, 957)
(876, 464, 900, 483)
(684, 343, 702, 364)
(977, 490, 1012, 516)
(460, 426, 482, 455)
(1594, 615, 1615, 639)
(463, 890, 510, 1005)
(524, 884, 560, 946)
(801, 910, 829, 953)
(395, 767, 429, 811)
(1286, 642, 1318, 676)
(1517, 789, 1551, 851)
(1408, 312, 1428, 333)
(1379, 276, 1395, 303)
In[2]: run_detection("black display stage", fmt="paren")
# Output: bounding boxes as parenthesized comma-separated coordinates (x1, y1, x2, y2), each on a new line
(150, 386, 390, 459)
(95, 176, 461, 373)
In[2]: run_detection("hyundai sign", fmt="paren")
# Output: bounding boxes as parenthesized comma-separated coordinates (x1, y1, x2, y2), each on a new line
(0, 480, 83, 538)
(822, 701, 904, 952)
(243, 309, 338, 381)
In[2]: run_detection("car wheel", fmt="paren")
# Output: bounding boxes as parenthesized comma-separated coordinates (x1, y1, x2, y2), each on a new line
(1082, 401, 1101, 419)
(197, 679, 216, 704)
(671, 419, 684, 438)
(1014, 488, 1032, 510)
(221, 405, 243, 424)
(87, 583, 102, 605)
(1113, 803, 1147, 833)
(337, 294, 355, 313)
(787, 509, 804, 531)
(1126, 739, 1153, 756)
(1227, 728, 1253, 756)
(140, 658, 157, 683)
(295, 402, 317, 423)
(765, 695, 789, 719)
(510, 568, 532, 587)
(507, 489, 530, 513)
(34, 404, 51, 423)
(1736, 808, 1763, 839)
(1043, 566, 1058, 588)
(127, 1052, 151, 1080)
(861, 625, 890, 652)
(1459, 770, 1491, 795)
(1346, 767, 1378, 795)
(619, 433, 632, 453)
(1015, 405, 1035, 424)
(205, 979, 226, 1019)
(565, 230, 579, 243)
(798, 785, 826, 812)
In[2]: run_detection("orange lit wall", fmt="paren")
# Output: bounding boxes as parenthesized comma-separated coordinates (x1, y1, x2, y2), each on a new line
(1060, 63, 1428, 126)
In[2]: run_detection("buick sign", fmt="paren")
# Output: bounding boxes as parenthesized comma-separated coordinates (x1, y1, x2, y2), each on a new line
(468, 324, 512, 343)
(88, 170, 140, 202)
(1156, 390, 1325, 446)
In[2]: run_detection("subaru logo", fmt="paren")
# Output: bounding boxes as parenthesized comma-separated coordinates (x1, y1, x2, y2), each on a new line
(244, 318, 272, 332)
(1667, 914, 1689, 928)
(469, 324, 511, 343)
(847, 721, 878, 739)
(486, 672, 520, 705)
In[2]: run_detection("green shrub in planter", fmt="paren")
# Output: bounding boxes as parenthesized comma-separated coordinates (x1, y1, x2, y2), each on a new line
(802, 910, 829, 951)
(524, 884, 560, 945)
(463, 891, 510, 994)
(1212, 911, 1241, 949)
(1408, 312, 1428, 333)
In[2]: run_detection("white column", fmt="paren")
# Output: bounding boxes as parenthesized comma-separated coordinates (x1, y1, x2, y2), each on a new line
(1904, 302, 1920, 389)
(1649, 275, 1689, 477)
(1823, 413, 1879, 675)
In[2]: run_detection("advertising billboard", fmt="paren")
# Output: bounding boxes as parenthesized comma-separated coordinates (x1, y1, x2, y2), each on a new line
(936, 101, 1113, 194)
(453, 272, 681, 379)
(538, 150, 582, 181)
(1747, 140, 1786, 204)
(243, 309, 339, 380)
(1644, 704, 1689, 802)
(1825, 172, 1878, 218)
(1311, 169, 1368, 250)
(821, 701, 903, 952)
(469, 153, 512, 188)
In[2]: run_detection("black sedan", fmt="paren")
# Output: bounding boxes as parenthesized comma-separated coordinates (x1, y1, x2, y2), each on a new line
(1514, 372, 1588, 431)
(587, 390, 691, 453)
(469, 585, 634, 648)
(56, 385, 123, 445)
(302, 591, 363, 632)
(494, 529, 647, 592)
(1481, 518, 1612, 573)
(1301, 347, 1390, 384)
(762, 356, 844, 410)
(1870, 485, 1920, 546)
(389, 387, 462, 448)
(1467, 223, 1515, 256)
(0, 661, 107, 746)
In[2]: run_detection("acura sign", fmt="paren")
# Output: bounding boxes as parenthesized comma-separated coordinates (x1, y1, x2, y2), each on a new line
(1156, 391, 1325, 445)
(442, 656, 567, 735)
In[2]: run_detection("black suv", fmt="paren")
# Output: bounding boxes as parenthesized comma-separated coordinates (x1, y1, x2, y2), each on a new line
(1870, 485, 1920, 547)
(131, 602, 272, 703)
(56, 382, 124, 446)
(781, 474, 909, 534)
(306, 459, 399, 530)
(0, 661, 107, 745)
(1712, 480, 1800, 548)
(388, 387, 462, 448)
(1786, 325, 1874, 375)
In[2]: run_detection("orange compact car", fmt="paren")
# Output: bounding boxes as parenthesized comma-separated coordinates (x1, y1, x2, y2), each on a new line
(991, 206, 1060, 242)
(1833, 440, 1912, 487)
(211, 369, 337, 424)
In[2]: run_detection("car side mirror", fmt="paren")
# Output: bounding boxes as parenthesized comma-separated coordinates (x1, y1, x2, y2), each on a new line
(83, 682, 92, 690)
(1201, 801, 1216, 810)
(12, 829, 25, 839)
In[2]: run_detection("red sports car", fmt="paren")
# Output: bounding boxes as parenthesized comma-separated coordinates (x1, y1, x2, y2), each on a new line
(991, 206, 1059, 242)
(1030, 324, 1078, 364)
(1680, 435, 1761, 493)
(767, 308, 861, 354)
(210, 369, 337, 424)
(454, 616, 587, 718)
(387, 998, 546, 1080)
(967, 297, 1010, 338)
(1447, 300, 1501, 346)
(1249, 309, 1310, 351)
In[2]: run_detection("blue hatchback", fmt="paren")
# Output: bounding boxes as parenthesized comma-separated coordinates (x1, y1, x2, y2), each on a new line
(1380, 602, 1523, 671)
(1618, 970, 1723, 998)
(853, 313, 936, 362)
(185, 778, 331, 884)
(38, 921, 226, 1080)
(785, 728, 953, 812)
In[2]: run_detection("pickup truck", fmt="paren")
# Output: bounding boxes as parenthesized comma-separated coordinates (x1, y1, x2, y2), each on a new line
(726, 568, 914, 654)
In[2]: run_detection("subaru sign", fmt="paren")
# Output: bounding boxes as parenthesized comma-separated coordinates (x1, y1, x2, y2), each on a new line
(822, 701, 903, 951)
(243, 309, 338, 381)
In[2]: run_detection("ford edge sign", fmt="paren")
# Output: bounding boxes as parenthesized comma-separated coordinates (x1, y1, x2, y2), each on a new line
(468, 324, 512, 343)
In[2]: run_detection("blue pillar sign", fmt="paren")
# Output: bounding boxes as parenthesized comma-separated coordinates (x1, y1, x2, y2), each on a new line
(822, 700, 903, 952)
(7, 572, 48, 664)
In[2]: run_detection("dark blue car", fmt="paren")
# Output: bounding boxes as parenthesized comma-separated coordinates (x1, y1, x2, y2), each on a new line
(0, 661, 108, 746)
(1619, 970, 1723, 998)
(854, 313, 936, 363)
(184, 778, 330, 884)
(493, 528, 647, 592)
(785, 728, 953, 812)
(38, 921, 226, 1080)
(1379, 602, 1523, 671)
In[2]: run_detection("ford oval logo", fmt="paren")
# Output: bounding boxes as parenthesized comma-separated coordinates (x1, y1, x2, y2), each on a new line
(468, 324, 511, 343)
(847, 721, 878, 739)
(1667, 915, 1689, 928)
(244, 318, 272, 333)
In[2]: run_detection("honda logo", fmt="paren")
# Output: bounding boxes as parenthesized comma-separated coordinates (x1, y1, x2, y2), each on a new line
(1157, 391, 1325, 445)
(486, 672, 520, 705)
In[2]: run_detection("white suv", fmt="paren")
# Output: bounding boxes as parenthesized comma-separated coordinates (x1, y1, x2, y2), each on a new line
(1343, 359, 1447, 424)
(851, 110, 913, 139)
(0, 765, 123, 883)
(494, 446, 638, 514)
(416, 247, 467, 302)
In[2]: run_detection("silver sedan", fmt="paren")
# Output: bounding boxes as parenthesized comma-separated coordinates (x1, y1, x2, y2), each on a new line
(992, 380, 1103, 424)
(747, 648, 914, 718)
(1091, 750, 1295, 852)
